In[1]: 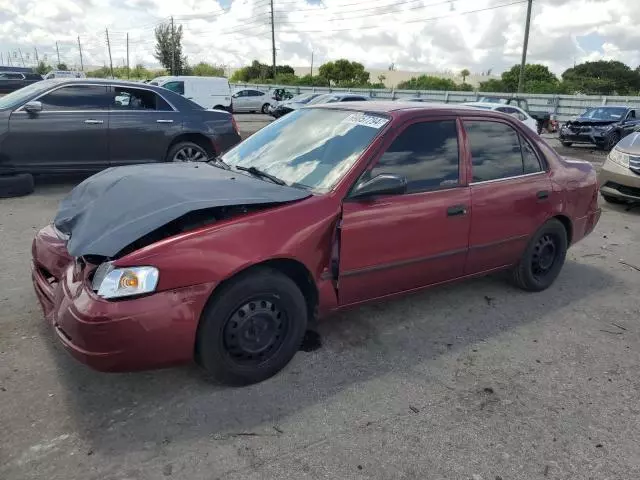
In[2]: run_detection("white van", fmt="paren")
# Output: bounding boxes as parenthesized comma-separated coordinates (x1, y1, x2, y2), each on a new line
(150, 76, 232, 111)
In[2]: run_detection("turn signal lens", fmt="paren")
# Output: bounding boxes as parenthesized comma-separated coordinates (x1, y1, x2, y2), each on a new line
(93, 264, 159, 299)
(118, 271, 139, 289)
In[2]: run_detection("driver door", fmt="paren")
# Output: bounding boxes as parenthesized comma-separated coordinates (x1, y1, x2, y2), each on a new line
(337, 118, 472, 306)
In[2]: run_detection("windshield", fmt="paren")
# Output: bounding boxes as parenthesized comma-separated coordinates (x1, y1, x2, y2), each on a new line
(0, 81, 53, 110)
(221, 108, 389, 193)
(580, 107, 627, 120)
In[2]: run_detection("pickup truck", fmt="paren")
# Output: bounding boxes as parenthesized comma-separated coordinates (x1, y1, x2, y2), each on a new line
(0, 72, 43, 94)
(478, 96, 556, 134)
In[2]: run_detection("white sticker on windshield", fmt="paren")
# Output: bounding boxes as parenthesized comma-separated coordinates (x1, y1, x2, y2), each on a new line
(342, 113, 389, 129)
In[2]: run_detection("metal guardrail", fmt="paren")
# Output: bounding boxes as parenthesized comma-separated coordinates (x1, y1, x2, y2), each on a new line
(232, 83, 640, 122)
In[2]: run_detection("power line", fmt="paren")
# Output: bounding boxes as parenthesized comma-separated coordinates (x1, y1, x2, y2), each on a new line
(279, 0, 528, 33)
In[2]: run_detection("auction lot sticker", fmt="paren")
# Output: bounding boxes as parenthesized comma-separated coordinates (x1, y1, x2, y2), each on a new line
(343, 113, 389, 129)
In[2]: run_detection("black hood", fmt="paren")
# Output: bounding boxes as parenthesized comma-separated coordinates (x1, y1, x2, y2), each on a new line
(54, 163, 310, 258)
(568, 117, 618, 126)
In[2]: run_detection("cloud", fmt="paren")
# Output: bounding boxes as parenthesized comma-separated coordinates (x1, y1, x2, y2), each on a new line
(0, 0, 638, 76)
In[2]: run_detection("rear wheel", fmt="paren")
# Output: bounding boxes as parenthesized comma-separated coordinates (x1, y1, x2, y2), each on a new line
(0, 173, 34, 198)
(166, 141, 210, 163)
(196, 268, 308, 385)
(560, 141, 573, 147)
(261, 103, 271, 114)
(512, 219, 568, 292)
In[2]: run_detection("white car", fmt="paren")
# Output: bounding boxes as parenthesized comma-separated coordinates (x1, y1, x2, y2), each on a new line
(231, 88, 277, 114)
(464, 102, 538, 133)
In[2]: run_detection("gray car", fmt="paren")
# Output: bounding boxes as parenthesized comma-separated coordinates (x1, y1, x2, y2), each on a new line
(0, 79, 242, 176)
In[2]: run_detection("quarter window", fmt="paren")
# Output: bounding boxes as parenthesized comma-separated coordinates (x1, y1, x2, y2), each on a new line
(38, 85, 110, 111)
(367, 120, 459, 193)
(465, 120, 543, 182)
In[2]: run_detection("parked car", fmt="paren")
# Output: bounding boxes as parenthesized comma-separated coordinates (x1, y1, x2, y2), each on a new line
(599, 131, 640, 203)
(464, 101, 538, 133)
(43, 70, 86, 80)
(0, 71, 43, 94)
(232, 88, 276, 114)
(395, 97, 432, 103)
(32, 102, 600, 385)
(269, 93, 324, 118)
(478, 96, 553, 133)
(306, 93, 369, 105)
(559, 106, 639, 150)
(0, 79, 241, 196)
(150, 76, 232, 111)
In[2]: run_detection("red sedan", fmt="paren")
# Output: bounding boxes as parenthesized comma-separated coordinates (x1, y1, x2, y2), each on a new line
(32, 103, 601, 385)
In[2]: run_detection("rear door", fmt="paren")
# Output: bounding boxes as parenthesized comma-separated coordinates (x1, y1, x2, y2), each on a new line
(338, 117, 471, 305)
(248, 90, 266, 110)
(5, 84, 110, 170)
(108, 85, 182, 165)
(463, 119, 553, 274)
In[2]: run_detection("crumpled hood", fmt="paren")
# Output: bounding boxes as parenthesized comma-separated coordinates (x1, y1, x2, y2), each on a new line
(567, 118, 618, 126)
(54, 163, 310, 258)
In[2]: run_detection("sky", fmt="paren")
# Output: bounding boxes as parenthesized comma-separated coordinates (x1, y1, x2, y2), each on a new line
(0, 0, 638, 76)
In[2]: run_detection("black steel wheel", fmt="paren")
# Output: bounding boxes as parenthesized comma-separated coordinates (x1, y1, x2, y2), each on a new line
(196, 267, 308, 385)
(512, 218, 568, 292)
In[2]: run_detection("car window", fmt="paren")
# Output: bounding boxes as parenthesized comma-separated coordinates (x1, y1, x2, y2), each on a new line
(627, 110, 636, 120)
(465, 120, 526, 182)
(163, 81, 184, 95)
(235, 90, 248, 97)
(496, 106, 516, 114)
(37, 85, 110, 111)
(366, 120, 459, 193)
(341, 97, 366, 102)
(0, 73, 24, 79)
(25, 74, 42, 80)
(112, 87, 173, 111)
(249, 90, 264, 97)
(520, 135, 542, 174)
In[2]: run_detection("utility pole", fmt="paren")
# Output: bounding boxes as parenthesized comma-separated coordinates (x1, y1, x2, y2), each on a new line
(56, 42, 61, 67)
(170, 16, 175, 75)
(126, 33, 130, 78)
(517, 0, 533, 94)
(78, 36, 84, 71)
(7, 52, 11, 67)
(105, 28, 114, 78)
(18, 48, 25, 67)
(34, 47, 39, 65)
(270, 0, 276, 79)
(310, 50, 314, 77)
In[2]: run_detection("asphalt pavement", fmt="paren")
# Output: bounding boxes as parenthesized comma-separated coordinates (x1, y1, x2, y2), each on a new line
(1, 115, 639, 480)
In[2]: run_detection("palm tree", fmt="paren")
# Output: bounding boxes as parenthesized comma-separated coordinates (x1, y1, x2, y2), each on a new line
(461, 68, 470, 84)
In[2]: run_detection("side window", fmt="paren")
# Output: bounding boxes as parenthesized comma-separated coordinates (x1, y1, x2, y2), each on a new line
(627, 109, 636, 119)
(368, 120, 459, 193)
(465, 121, 525, 182)
(249, 90, 264, 97)
(520, 136, 543, 174)
(112, 87, 172, 111)
(38, 85, 110, 111)
(235, 90, 248, 97)
(163, 81, 184, 95)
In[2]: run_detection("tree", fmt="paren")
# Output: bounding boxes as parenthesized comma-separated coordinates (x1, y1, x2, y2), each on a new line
(501, 64, 561, 93)
(318, 59, 370, 87)
(562, 60, 640, 95)
(479, 78, 506, 92)
(191, 62, 225, 77)
(460, 68, 470, 83)
(35, 61, 52, 75)
(56, 63, 68, 71)
(397, 75, 458, 91)
(154, 22, 187, 75)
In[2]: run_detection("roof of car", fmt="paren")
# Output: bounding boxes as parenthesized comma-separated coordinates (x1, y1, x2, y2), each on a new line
(315, 100, 512, 115)
(40, 78, 173, 90)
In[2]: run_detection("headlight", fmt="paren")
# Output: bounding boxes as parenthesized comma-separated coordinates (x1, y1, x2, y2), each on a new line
(594, 124, 614, 131)
(608, 148, 630, 167)
(91, 262, 159, 299)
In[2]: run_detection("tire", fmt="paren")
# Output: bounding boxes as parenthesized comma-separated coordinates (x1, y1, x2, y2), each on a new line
(196, 267, 308, 386)
(560, 141, 573, 147)
(604, 131, 621, 151)
(602, 194, 624, 204)
(261, 103, 271, 114)
(213, 105, 226, 111)
(0, 173, 34, 198)
(512, 218, 568, 292)
(166, 141, 210, 163)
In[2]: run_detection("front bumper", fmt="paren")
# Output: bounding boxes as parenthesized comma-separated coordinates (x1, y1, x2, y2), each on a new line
(31, 226, 215, 372)
(559, 127, 613, 146)
(599, 158, 640, 202)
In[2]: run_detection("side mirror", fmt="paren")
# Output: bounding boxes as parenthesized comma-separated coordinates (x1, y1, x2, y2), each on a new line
(231, 93, 238, 98)
(23, 101, 42, 113)
(351, 174, 407, 199)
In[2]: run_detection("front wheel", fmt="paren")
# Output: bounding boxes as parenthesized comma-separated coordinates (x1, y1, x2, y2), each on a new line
(512, 219, 568, 292)
(560, 141, 573, 147)
(604, 131, 621, 151)
(196, 268, 308, 385)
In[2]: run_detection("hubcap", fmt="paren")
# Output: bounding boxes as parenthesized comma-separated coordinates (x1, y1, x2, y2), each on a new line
(173, 146, 206, 162)
(531, 234, 557, 277)
(223, 298, 288, 366)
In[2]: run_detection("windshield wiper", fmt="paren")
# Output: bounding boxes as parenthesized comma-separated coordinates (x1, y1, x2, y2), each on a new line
(234, 165, 286, 186)
(207, 156, 231, 170)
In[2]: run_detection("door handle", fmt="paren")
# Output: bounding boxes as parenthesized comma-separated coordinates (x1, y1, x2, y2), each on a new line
(447, 205, 467, 217)
(84, 119, 103, 124)
(156, 119, 174, 124)
(537, 190, 549, 200)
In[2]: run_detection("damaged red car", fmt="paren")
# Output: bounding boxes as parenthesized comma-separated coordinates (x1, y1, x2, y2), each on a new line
(32, 103, 601, 385)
